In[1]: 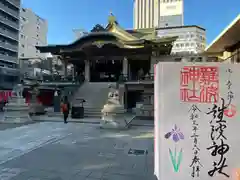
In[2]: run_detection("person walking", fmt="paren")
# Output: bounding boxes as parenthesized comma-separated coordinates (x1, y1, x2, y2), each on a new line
(61, 96, 70, 124)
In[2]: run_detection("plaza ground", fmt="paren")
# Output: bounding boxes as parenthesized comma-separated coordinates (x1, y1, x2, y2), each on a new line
(0, 122, 155, 180)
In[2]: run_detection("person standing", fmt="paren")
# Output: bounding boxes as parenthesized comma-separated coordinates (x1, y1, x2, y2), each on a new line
(61, 96, 70, 124)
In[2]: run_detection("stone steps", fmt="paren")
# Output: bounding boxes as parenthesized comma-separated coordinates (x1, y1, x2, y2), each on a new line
(84, 107, 102, 118)
(71, 82, 110, 117)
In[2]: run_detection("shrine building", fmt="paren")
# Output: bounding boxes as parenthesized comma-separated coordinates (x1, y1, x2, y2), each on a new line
(36, 14, 178, 117)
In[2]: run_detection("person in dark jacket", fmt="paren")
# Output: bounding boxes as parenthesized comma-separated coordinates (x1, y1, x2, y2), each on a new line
(61, 96, 70, 124)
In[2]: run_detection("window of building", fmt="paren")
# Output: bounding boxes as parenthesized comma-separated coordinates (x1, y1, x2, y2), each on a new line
(21, 44, 24, 48)
(191, 43, 194, 47)
(180, 44, 184, 47)
(21, 53, 24, 57)
(22, 8, 26, 12)
(175, 58, 182, 62)
(176, 44, 179, 48)
(185, 43, 189, 47)
(21, 34, 24, 38)
(21, 17, 26, 21)
(197, 57, 202, 62)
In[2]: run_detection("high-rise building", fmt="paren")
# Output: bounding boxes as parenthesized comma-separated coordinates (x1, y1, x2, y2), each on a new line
(134, 0, 184, 29)
(19, 8, 47, 60)
(133, 0, 205, 56)
(0, 0, 21, 89)
(157, 26, 206, 55)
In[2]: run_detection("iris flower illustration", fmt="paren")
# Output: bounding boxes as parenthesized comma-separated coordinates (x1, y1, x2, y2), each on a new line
(164, 124, 184, 142)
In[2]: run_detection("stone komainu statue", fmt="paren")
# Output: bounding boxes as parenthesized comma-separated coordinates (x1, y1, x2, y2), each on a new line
(12, 83, 24, 98)
(107, 84, 120, 105)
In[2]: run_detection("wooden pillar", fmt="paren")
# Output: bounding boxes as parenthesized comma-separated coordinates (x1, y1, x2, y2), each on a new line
(72, 65, 76, 81)
(123, 57, 128, 77)
(150, 56, 157, 74)
(84, 60, 90, 82)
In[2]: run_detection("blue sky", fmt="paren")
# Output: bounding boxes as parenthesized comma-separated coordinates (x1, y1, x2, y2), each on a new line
(22, 0, 239, 45)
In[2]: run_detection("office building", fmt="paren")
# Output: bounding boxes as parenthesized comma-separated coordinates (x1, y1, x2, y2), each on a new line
(0, 0, 21, 89)
(157, 25, 206, 55)
(19, 8, 47, 60)
(134, 0, 184, 29)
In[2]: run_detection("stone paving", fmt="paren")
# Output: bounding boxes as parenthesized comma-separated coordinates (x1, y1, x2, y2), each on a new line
(32, 114, 154, 127)
(0, 122, 155, 180)
(0, 112, 36, 131)
(0, 122, 36, 131)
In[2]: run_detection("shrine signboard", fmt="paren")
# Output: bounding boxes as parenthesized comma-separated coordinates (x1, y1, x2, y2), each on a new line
(154, 62, 240, 180)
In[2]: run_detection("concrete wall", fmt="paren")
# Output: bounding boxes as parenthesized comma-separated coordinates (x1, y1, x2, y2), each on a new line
(159, 15, 183, 27)
(19, 8, 48, 59)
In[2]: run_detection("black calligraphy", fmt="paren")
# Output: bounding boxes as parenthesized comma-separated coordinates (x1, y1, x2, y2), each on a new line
(206, 98, 230, 178)
(189, 104, 202, 178)
(226, 68, 234, 106)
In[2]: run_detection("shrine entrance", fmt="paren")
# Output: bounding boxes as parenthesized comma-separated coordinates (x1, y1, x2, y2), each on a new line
(90, 59, 122, 82)
(128, 59, 151, 80)
(126, 90, 142, 109)
(74, 61, 85, 82)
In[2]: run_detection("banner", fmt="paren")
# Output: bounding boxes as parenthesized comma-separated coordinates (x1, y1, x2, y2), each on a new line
(154, 62, 240, 180)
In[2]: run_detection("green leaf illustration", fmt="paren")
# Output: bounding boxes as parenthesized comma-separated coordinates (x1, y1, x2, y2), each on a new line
(169, 148, 183, 172)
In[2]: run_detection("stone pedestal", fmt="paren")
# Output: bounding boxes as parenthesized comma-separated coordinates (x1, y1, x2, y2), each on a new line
(100, 85, 129, 129)
(2, 96, 31, 123)
(101, 104, 126, 129)
(29, 102, 45, 115)
(29, 86, 45, 115)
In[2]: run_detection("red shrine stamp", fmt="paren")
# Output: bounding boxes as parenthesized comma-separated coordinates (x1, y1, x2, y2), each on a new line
(224, 104, 237, 118)
(180, 66, 219, 103)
